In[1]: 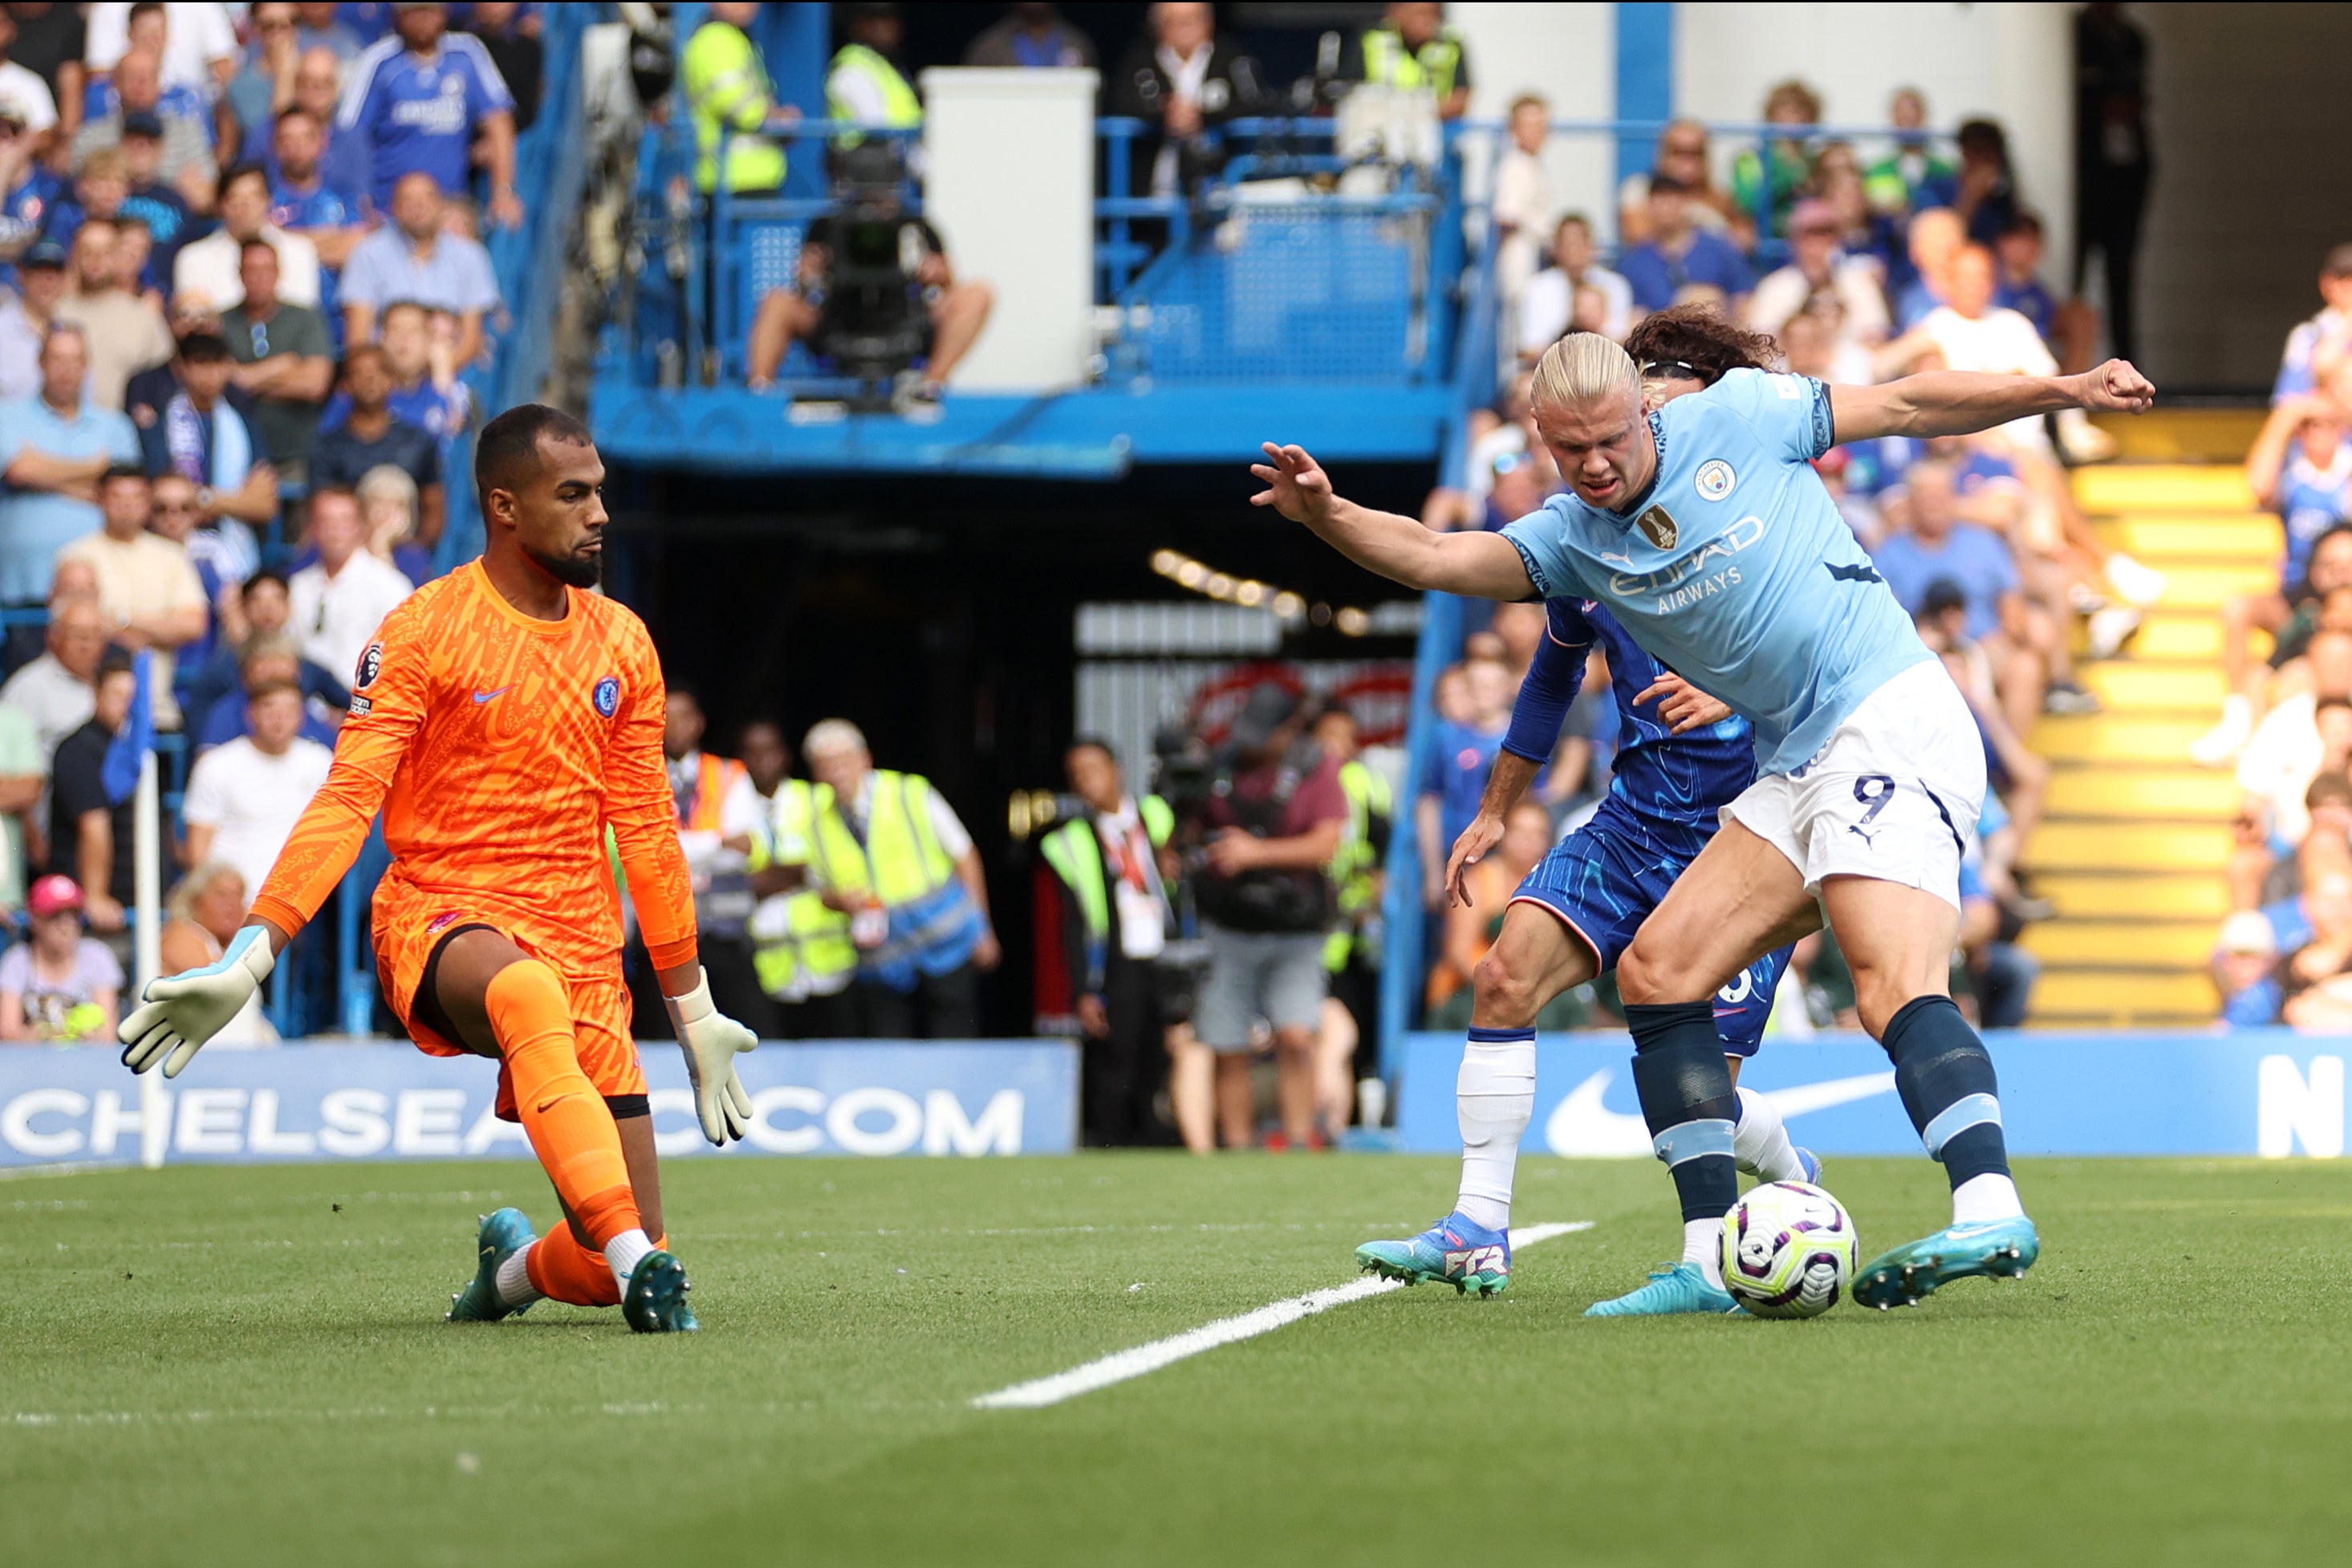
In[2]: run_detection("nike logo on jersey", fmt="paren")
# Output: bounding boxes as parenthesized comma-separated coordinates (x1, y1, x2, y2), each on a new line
(1824, 563, 1884, 585)
(472, 685, 516, 705)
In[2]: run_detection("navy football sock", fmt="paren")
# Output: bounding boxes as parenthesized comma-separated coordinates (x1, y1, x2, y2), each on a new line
(1882, 994, 2012, 1189)
(1623, 1001, 1738, 1223)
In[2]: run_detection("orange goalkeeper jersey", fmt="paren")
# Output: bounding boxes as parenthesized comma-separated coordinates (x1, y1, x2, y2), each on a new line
(250, 560, 699, 977)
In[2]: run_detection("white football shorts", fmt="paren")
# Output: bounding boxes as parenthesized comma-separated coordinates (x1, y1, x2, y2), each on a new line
(1722, 659, 1987, 912)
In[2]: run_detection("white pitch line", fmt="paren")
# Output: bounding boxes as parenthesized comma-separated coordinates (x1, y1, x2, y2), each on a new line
(972, 1221, 1593, 1411)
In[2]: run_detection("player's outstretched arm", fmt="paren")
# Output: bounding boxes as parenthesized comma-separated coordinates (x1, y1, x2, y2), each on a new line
(1249, 442, 1534, 600)
(120, 916, 292, 1076)
(1828, 360, 2155, 444)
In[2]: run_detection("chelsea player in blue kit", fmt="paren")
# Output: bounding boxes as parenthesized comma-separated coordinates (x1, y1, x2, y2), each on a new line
(1358, 316, 1818, 1308)
(1259, 329, 2155, 1311)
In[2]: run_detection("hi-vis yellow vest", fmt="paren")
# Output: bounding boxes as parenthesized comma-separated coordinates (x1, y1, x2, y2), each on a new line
(683, 19, 787, 193)
(807, 770, 956, 907)
(1040, 795, 1175, 946)
(748, 778, 855, 998)
(1359, 26, 1464, 97)
(1325, 758, 1392, 971)
(827, 42, 921, 146)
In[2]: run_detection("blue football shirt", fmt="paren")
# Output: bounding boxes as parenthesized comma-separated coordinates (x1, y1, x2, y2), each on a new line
(337, 34, 512, 209)
(2278, 445, 2352, 588)
(1499, 368, 1933, 774)
(1502, 597, 1758, 829)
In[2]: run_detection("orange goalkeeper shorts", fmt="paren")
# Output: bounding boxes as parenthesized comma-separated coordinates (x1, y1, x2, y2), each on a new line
(373, 884, 646, 1121)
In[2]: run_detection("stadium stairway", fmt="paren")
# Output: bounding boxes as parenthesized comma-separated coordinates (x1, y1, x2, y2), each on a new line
(2021, 410, 2269, 1028)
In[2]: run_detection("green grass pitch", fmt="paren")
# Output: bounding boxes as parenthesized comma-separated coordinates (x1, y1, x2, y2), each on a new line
(8, 1152, 2351, 1567)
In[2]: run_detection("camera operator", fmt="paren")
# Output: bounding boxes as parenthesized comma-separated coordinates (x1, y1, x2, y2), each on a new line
(1040, 737, 1178, 1147)
(745, 140, 993, 406)
(1186, 682, 1349, 1150)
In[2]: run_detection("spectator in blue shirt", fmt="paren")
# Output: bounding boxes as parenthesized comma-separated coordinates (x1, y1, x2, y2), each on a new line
(0, 324, 140, 659)
(335, 2, 519, 226)
(1415, 655, 1531, 910)
(180, 567, 347, 742)
(319, 297, 469, 440)
(0, 110, 60, 262)
(1893, 205, 1963, 331)
(1616, 174, 1752, 317)
(1872, 457, 2057, 734)
(296, 2, 366, 62)
(225, 5, 303, 165)
(1993, 210, 2057, 343)
(246, 49, 372, 210)
(339, 170, 498, 365)
(193, 633, 340, 755)
(2214, 909, 2281, 1026)
(115, 115, 195, 286)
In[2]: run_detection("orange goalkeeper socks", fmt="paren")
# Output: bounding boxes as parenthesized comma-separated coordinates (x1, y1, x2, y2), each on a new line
(487, 960, 640, 1249)
(525, 1224, 668, 1307)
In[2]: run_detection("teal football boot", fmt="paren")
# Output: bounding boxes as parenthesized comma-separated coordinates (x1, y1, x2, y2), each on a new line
(1584, 1261, 1744, 1318)
(1355, 1213, 1513, 1296)
(447, 1207, 537, 1322)
(1853, 1215, 2040, 1310)
(622, 1249, 700, 1333)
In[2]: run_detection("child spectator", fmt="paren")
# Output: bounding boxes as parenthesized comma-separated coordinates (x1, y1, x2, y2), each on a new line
(0, 873, 121, 1040)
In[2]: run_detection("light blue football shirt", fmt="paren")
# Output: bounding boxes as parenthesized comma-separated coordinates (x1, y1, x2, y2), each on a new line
(1499, 368, 1932, 774)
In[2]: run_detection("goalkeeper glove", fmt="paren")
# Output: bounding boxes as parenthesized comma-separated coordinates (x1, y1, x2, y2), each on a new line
(664, 969, 756, 1145)
(119, 924, 275, 1078)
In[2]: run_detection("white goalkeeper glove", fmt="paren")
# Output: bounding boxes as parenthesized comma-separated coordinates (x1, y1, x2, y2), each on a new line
(119, 924, 276, 1078)
(664, 969, 756, 1146)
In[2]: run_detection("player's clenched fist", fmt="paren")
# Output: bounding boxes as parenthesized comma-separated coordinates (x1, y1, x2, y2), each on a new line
(2074, 360, 2155, 414)
(120, 924, 277, 1079)
(664, 969, 757, 1145)
(1249, 443, 1334, 526)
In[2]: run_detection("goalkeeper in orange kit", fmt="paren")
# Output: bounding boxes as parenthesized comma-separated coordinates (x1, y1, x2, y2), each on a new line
(118, 404, 757, 1334)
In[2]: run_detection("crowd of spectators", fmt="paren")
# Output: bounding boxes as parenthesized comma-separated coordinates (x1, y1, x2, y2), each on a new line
(2208, 247, 2352, 1028)
(684, 2, 1488, 404)
(0, 2, 539, 1038)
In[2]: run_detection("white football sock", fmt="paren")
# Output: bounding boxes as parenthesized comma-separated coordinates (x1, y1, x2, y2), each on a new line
(1951, 1172, 2025, 1225)
(495, 1242, 543, 1309)
(1454, 1035, 1536, 1232)
(1733, 1087, 1806, 1182)
(604, 1228, 656, 1294)
(1683, 1217, 1725, 1288)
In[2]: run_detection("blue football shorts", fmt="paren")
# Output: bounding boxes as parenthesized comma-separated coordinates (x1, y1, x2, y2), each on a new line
(1509, 795, 1792, 1056)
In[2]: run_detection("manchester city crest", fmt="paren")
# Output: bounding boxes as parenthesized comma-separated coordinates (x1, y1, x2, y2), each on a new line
(1696, 459, 1737, 501)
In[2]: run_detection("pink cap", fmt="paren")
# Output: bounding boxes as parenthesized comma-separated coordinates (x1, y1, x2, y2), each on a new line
(26, 875, 83, 918)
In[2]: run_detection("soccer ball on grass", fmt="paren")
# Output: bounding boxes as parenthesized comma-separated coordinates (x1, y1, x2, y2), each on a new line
(1720, 1180, 1856, 1318)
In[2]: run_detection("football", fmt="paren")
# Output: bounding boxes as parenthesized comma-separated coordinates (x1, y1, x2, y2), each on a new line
(1721, 1180, 1858, 1318)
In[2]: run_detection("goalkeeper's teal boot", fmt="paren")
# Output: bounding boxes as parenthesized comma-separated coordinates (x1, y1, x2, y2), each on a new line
(1853, 1215, 2040, 1310)
(1355, 1213, 1513, 1296)
(623, 1249, 699, 1333)
(1584, 1261, 1743, 1318)
(447, 1207, 537, 1322)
